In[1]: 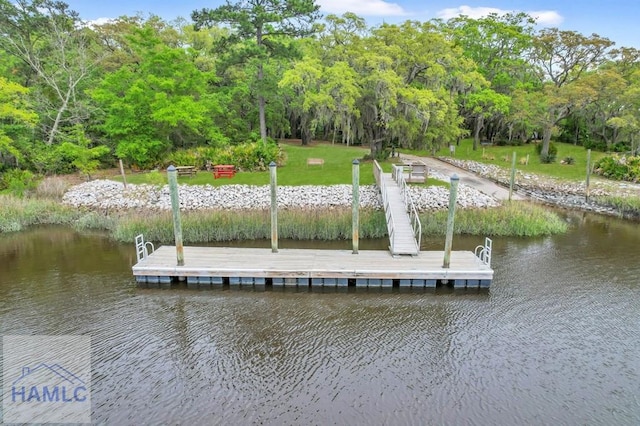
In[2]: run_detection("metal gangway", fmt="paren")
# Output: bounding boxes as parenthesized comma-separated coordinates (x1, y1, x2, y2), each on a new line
(373, 161, 421, 256)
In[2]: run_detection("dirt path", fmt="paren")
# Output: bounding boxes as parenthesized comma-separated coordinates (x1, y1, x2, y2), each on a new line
(399, 154, 526, 201)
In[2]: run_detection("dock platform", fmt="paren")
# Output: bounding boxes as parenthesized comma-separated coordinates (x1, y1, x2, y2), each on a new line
(133, 246, 493, 289)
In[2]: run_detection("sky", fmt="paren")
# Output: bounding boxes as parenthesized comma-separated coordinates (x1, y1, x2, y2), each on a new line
(64, 0, 640, 48)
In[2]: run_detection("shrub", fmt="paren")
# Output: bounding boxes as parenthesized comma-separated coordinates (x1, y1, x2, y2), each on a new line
(593, 155, 638, 181)
(539, 153, 557, 164)
(562, 156, 575, 165)
(535, 142, 557, 163)
(163, 140, 283, 172)
(0, 169, 38, 197)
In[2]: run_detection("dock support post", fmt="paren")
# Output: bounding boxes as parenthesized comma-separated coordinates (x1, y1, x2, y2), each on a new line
(509, 151, 516, 201)
(119, 159, 127, 189)
(167, 165, 184, 266)
(443, 174, 459, 269)
(270, 161, 278, 253)
(352, 159, 359, 254)
(585, 149, 591, 202)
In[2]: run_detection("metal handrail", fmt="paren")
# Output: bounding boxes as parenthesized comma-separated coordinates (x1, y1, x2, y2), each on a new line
(392, 164, 422, 252)
(474, 237, 492, 266)
(135, 234, 155, 262)
(374, 161, 397, 252)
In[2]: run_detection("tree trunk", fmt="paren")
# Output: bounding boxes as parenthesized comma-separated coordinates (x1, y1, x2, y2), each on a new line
(541, 125, 553, 156)
(300, 113, 311, 146)
(472, 114, 483, 151)
(47, 87, 72, 145)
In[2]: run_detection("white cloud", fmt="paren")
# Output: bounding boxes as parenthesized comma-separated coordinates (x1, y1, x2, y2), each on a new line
(527, 10, 564, 26)
(317, 0, 408, 16)
(437, 5, 564, 26)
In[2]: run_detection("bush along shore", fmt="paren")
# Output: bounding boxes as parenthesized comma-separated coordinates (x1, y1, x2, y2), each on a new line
(438, 157, 640, 220)
(0, 178, 568, 242)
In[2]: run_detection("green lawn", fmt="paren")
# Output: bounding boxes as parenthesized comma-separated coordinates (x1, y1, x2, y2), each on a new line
(121, 142, 376, 186)
(428, 138, 606, 181)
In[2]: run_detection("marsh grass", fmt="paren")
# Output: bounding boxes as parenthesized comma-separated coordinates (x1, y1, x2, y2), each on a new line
(0, 195, 81, 232)
(595, 195, 640, 219)
(110, 208, 387, 243)
(421, 202, 568, 237)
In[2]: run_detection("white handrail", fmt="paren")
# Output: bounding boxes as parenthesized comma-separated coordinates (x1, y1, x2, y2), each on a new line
(474, 237, 492, 266)
(135, 234, 155, 262)
(392, 164, 422, 252)
(374, 161, 397, 252)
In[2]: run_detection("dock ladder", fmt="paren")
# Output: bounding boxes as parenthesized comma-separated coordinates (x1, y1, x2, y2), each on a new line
(135, 234, 155, 262)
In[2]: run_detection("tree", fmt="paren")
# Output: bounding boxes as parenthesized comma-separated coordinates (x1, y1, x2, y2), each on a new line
(192, 0, 321, 144)
(0, 76, 38, 166)
(90, 20, 224, 168)
(530, 28, 614, 156)
(0, 0, 103, 145)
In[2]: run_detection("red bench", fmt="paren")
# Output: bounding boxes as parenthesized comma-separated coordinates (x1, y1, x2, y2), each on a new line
(213, 164, 235, 179)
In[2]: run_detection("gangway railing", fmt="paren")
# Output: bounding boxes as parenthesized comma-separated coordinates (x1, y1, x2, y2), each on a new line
(135, 234, 155, 262)
(373, 161, 397, 252)
(392, 164, 422, 251)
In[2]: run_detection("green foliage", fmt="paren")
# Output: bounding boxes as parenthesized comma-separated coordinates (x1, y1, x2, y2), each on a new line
(562, 156, 575, 165)
(594, 155, 640, 182)
(57, 125, 110, 177)
(116, 137, 169, 169)
(0, 169, 38, 197)
(165, 140, 283, 171)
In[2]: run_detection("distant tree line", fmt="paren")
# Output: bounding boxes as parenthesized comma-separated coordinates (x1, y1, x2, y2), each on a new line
(1, 0, 639, 176)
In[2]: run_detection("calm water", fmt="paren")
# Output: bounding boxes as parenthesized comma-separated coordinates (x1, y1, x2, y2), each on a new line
(1, 215, 639, 425)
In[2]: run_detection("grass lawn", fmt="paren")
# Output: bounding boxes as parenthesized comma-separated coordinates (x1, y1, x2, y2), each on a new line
(427, 138, 607, 181)
(121, 142, 377, 186)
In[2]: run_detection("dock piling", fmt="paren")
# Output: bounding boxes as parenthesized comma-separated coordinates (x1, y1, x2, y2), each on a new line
(167, 165, 184, 266)
(270, 161, 278, 253)
(443, 174, 460, 269)
(352, 159, 360, 254)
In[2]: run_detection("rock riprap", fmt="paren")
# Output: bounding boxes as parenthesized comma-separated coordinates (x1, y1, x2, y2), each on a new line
(62, 179, 500, 212)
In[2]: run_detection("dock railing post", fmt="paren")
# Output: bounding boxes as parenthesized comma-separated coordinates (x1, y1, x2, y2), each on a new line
(585, 149, 591, 202)
(167, 165, 184, 266)
(270, 161, 278, 253)
(443, 174, 459, 269)
(352, 159, 359, 254)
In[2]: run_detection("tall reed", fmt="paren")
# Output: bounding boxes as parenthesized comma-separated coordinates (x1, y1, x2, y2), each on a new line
(420, 202, 568, 237)
(0, 195, 80, 233)
(595, 195, 640, 220)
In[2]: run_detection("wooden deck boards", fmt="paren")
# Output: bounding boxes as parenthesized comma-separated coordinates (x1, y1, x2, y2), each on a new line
(133, 246, 493, 281)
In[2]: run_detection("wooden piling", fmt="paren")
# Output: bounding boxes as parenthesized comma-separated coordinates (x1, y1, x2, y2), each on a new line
(509, 151, 516, 201)
(352, 159, 359, 254)
(585, 149, 591, 202)
(167, 165, 184, 266)
(119, 159, 127, 189)
(270, 161, 278, 253)
(443, 174, 459, 269)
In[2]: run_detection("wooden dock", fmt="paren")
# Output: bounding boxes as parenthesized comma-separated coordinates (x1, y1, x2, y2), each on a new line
(133, 246, 493, 289)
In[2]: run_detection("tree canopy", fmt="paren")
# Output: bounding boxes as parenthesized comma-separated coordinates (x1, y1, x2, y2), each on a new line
(1, 1, 639, 173)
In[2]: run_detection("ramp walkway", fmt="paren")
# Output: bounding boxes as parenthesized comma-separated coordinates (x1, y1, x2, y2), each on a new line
(373, 161, 421, 256)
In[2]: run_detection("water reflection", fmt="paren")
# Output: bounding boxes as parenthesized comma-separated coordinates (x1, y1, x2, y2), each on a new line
(0, 218, 639, 424)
